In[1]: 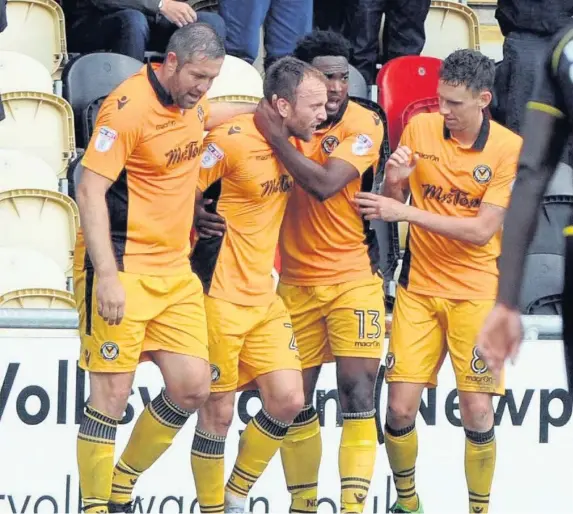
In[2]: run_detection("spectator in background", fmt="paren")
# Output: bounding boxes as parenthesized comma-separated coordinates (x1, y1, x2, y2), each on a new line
(313, 0, 431, 84)
(65, 0, 226, 62)
(218, 0, 312, 70)
(493, 0, 573, 134)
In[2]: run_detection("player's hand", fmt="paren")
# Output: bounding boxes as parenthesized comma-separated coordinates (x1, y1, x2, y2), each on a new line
(384, 146, 418, 184)
(353, 192, 409, 222)
(476, 303, 523, 384)
(159, 0, 197, 27)
(254, 98, 289, 143)
(96, 273, 125, 326)
(196, 198, 226, 238)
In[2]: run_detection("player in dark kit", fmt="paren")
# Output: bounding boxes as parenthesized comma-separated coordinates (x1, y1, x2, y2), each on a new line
(477, 23, 573, 392)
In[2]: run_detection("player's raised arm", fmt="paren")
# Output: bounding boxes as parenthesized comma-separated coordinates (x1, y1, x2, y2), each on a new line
(205, 101, 257, 131)
(254, 96, 383, 202)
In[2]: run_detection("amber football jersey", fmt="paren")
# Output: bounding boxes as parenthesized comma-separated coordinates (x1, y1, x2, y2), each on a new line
(191, 114, 293, 306)
(399, 112, 522, 300)
(279, 100, 384, 286)
(74, 63, 209, 276)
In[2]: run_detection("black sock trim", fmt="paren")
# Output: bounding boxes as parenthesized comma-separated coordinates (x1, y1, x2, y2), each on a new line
(465, 426, 495, 444)
(253, 409, 289, 438)
(292, 405, 317, 425)
(385, 422, 415, 438)
(192, 429, 225, 456)
(149, 390, 190, 429)
(79, 405, 118, 442)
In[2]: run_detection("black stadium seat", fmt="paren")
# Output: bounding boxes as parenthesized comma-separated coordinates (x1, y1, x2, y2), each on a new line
(518, 163, 573, 314)
(62, 52, 142, 148)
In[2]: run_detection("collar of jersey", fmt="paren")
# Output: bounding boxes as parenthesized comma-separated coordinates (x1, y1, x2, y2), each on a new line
(146, 63, 175, 107)
(442, 111, 490, 151)
(316, 96, 350, 132)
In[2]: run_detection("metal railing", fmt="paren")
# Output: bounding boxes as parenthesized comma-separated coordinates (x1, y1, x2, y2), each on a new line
(0, 309, 564, 340)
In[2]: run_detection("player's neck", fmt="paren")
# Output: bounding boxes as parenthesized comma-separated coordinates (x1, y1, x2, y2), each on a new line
(153, 65, 171, 97)
(450, 110, 484, 148)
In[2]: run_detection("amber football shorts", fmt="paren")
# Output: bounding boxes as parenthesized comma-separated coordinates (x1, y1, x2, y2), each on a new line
(205, 294, 301, 393)
(386, 286, 504, 394)
(74, 269, 208, 372)
(278, 275, 385, 369)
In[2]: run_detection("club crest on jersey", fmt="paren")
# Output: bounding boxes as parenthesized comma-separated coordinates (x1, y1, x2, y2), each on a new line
(473, 164, 492, 184)
(197, 105, 204, 122)
(201, 143, 224, 168)
(100, 342, 119, 361)
(94, 126, 118, 153)
(322, 135, 340, 154)
(352, 133, 373, 156)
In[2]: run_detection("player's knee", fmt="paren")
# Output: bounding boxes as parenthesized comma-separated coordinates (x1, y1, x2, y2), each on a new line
(337, 373, 376, 413)
(198, 395, 235, 435)
(167, 379, 211, 413)
(386, 396, 418, 429)
(459, 393, 493, 431)
(264, 387, 306, 423)
(89, 373, 133, 419)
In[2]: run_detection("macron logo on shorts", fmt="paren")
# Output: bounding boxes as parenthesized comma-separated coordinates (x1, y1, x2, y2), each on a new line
(95, 126, 118, 153)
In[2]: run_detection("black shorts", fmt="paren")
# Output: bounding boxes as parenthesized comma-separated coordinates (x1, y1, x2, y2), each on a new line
(563, 232, 573, 392)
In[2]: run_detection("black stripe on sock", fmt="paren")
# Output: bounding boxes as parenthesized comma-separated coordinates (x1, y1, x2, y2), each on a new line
(149, 390, 190, 428)
(385, 422, 415, 438)
(192, 429, 225, 456)
(226, 480, 249, 497)
(79, 405, 118, 441)
(341, 477, 371, 485)
(292, 405, 318, 425)
(469, 492, 490, 498)
(201, 503, 225, 513)
(342, 409, 376, 420)
(465, 426, 495, 444)
(233, 465, 257, 484)
(253, 409, 289, 438)
(341, 484, 370, 492)
(287, 481, 318, 492)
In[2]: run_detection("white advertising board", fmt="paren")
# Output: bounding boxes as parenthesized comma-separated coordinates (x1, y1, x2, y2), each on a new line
(0, 329, 571, 513)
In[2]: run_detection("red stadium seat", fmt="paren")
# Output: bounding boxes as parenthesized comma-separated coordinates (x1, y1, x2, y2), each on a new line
(401, 96, 440, 127)
(376, 56, 442, 150)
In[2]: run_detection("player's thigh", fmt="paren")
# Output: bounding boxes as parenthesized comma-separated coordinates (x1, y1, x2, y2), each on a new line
(386, 286, 445, 387)
(74, 269, 148, 373)
(203, 295, 249, 393)
(325, 276, 386, 360)
(239, 295, 302, 389)
(277, 282, 329, 369)
(446, 299, 504, 395)
(145, 272, 209, 363)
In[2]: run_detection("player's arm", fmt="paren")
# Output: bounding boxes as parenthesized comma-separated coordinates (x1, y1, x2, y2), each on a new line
(382, 123, 416, 203)
(255, 100, 384, 201)
(356, 148, 517, 246)
(205, 102, 257, 131)
(76, 98, 141, 324)
(402, 202, 506, 246)
(194, 133, 233, 237)
(496, 28, 573, 308)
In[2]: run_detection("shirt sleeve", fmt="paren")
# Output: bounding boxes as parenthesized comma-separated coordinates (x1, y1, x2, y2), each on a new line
(328, 111, 384, 176)
(197, 129, 235, 192)
(81, 93, 142, 182)
(482, 144, 521, 208)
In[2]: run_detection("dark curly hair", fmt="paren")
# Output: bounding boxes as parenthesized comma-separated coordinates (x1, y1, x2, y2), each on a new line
(440, 49, 495, 94)
(293, 30, 351, 64)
